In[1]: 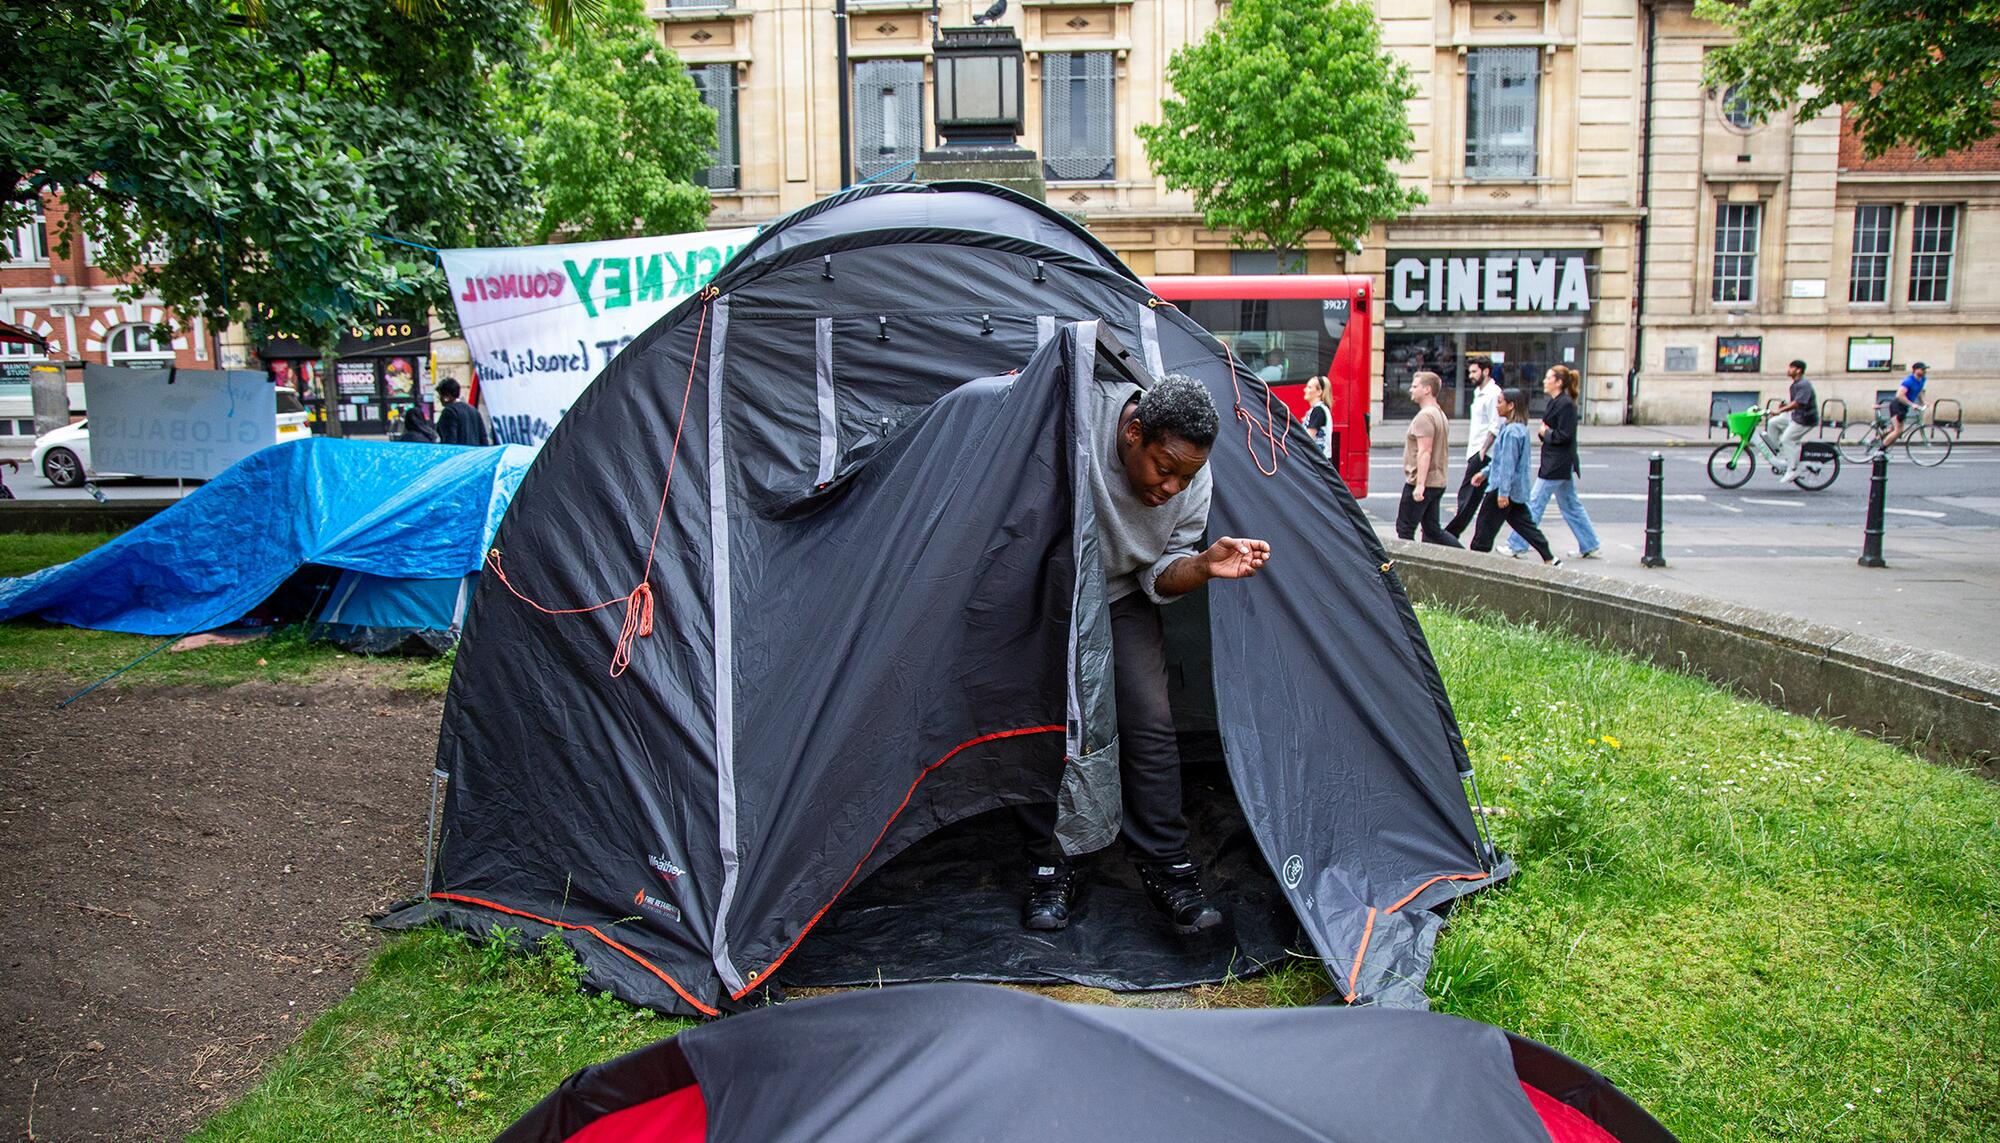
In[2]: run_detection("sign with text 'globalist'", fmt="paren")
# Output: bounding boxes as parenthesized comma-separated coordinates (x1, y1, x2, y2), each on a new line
(83, 365, 279, 480)
(441, 228, 758, 445)
(1387, 250, 1594, 316)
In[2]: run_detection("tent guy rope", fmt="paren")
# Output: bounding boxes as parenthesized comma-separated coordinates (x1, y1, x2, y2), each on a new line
(487, 287, 719, 676)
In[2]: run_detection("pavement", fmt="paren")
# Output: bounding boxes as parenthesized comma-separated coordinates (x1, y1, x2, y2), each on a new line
(1359, 435, 2000, 670)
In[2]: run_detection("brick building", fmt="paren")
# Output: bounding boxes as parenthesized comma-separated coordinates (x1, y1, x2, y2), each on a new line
(0, 194, 211, 439)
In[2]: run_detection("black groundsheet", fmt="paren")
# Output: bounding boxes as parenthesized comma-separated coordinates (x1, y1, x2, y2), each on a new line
(776, 768, 1303, 992)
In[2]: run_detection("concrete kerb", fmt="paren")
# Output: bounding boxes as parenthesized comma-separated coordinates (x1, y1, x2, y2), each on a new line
(0, 500, 170, 534)
(1385, 538, 2000, 774)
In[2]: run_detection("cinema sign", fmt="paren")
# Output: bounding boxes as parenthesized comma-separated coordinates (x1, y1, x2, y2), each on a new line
(1387, 250, 1593, 316)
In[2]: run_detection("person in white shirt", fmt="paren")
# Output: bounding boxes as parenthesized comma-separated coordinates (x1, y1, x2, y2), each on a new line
(1445, 356, 1501, 537)
(1256, 349, 1285, 383)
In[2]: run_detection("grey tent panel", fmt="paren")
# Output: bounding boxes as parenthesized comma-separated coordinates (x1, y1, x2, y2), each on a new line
(496, 984, 1679, 1143)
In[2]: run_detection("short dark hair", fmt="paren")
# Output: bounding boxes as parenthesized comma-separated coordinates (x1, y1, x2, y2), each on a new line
(437, 378, 462, 399)
(1500, 387, 1528, 423)
(1135, 374, 1218, 449)
(1467, 356, 1492, 374)
(1789, 359, 1807, 372)
(1912, 361, 1928, 371)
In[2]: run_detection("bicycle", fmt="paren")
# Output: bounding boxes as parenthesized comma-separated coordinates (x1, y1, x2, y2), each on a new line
(1707, 408, 1840, 490)
(1835, 402, 1954, 468)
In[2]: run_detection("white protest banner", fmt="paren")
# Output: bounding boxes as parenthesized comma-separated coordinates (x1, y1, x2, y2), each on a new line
(83, 365, 279, 480)
(440, 228, 757, 444)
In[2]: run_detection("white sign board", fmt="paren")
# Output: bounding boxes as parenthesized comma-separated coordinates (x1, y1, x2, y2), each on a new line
(440, 228, 758, 444)
(83, 365, 278, 480)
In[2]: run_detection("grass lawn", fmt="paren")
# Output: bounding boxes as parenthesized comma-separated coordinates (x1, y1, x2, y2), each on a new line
(0, 531, 454, 694)
(30, 527, 1987, 1141)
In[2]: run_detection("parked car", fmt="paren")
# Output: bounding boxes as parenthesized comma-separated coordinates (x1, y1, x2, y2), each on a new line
(34, 390, 313, 487)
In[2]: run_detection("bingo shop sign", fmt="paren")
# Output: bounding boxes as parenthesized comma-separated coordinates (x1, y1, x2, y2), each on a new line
(440, 229, 756, 444)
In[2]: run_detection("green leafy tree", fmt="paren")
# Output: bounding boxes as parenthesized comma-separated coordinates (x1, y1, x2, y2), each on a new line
(1696, 0, 2000, 158)
(1136, 0, 1424, 265)
(1, 0, 535, 430)
(502, 0, 716, 242)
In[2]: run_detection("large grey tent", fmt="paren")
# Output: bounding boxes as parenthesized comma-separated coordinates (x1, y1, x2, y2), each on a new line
(389, 182, 1513, 1014)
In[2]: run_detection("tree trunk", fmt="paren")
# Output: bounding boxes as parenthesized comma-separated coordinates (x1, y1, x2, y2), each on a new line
(316, 348, 344, 438)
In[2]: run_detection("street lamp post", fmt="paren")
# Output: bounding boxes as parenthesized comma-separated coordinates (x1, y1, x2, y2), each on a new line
(914, 25, 1045, 201)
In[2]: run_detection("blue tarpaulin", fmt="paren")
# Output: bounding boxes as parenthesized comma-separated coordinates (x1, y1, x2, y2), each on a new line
(0, 438, 534, 636)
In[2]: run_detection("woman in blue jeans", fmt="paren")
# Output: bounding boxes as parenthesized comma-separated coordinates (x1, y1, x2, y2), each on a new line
(1507, 364, 1601, 559)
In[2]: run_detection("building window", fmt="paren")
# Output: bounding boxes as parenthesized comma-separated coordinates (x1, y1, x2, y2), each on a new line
(3, 202, 49, 265)
(853, 59, 924, 182)
(1719, 85, 1756, 130)
(688, 64, 740, 191)
(1848, 204, 1894, 304)
(1908, 203, 1957, 303)
(663, 0, 729, 8)
(1712, 202, 1761, 304)
(1041, 52, 1114, 182)
(1465, 47, 1538, 180)
(105, 324, 174, 368)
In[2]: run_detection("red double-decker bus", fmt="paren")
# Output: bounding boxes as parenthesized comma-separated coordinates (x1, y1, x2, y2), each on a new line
(1142, 274, 1373, 496)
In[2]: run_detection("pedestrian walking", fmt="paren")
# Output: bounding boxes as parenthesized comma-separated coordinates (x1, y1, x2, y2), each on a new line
(1395, 371, 1462, 547)
(1445, 356, 1501, 537)
(1507, 365, 1600, 559)
(1468, 388, 1559, 564)
(398, 401, 440, 443)
(1769, 359, 1817, 484)
(436, 378, 494, 447)
(1302, 375, 1333, 460)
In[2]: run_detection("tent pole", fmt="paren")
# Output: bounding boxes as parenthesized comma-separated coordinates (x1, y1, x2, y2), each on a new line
(421, 766, 448, 895)
(1462, 767, 1497, 870)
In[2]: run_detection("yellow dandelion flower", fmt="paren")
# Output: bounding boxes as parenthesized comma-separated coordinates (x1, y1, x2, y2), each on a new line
(1603, 735, 1622, 749)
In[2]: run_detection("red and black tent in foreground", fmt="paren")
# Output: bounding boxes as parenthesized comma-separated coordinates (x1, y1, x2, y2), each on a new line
(498, 984, 1676, 1143)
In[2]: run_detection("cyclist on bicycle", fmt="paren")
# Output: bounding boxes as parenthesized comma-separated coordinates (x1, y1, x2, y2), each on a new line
(1770, 359, 1817, 485)
(1878, 362, 1927, 454)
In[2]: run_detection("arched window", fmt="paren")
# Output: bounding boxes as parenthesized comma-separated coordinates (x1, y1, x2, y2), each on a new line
(1720, 86, 1757, 131)
(105, 324, 175, 368)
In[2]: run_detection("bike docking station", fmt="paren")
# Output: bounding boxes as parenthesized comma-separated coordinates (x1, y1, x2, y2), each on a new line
(1860, 452, 1890, 568)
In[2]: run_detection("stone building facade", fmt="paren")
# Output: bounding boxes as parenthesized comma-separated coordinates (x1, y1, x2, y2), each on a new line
(662, 0, 1999, 424)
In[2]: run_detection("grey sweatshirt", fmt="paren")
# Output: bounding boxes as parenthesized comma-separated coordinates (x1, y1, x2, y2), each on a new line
(1084, 380, 1212, 604)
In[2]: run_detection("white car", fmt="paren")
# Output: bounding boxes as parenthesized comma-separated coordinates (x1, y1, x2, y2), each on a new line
(34, 390, 313, 487)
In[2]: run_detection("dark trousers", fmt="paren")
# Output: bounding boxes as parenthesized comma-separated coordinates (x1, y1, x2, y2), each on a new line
(1469, 492, 1554, 560)
(1444, 452, 1489, 536)
(1396, 484, 1463, 547)
(1024, 593, 1189, 866)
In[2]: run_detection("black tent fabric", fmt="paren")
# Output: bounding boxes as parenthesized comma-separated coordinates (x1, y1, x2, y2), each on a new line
(495, 983, 1678, 1143)
(388, 182, 1512, 1014)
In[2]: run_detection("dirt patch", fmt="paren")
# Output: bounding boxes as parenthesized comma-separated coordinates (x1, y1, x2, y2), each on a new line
(0, 679, 442, 1142)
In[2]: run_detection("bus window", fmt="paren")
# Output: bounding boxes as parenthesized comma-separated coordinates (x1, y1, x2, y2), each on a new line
(1144, 274, 1373, 496)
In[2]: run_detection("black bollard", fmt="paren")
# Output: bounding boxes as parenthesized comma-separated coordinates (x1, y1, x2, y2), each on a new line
(1641, 451, 1667, 567)
(1859, 452, 1889, 567)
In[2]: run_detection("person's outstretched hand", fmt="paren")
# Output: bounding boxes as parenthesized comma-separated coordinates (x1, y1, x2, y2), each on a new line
(1200, 537, 1271, 580)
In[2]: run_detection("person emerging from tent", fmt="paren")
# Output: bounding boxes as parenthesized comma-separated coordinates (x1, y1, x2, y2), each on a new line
(1021, 375, 1272, 937)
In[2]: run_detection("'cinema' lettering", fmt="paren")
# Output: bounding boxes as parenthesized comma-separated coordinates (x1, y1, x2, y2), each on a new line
(1389, 254, 1591, 315)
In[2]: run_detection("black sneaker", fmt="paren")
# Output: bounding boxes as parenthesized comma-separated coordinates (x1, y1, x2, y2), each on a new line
(1023, 863, 1079, 931)
(1137, 861, 1223, 935)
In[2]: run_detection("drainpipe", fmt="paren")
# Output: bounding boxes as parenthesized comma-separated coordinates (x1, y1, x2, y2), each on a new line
(1626, 1, 1657, 425)
(836, 0, 853, 187)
